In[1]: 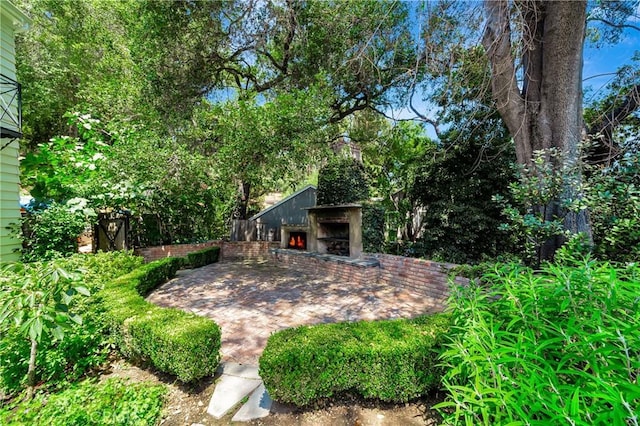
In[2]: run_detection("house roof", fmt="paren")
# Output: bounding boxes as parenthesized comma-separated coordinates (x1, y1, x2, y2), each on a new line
(249, 184, 316, 221)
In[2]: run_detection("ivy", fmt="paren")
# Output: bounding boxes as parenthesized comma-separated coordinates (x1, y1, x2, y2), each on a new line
(317, 155, 369, 206)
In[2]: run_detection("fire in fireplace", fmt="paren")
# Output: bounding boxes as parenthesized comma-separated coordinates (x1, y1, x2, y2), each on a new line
(287, 231, 307, 250)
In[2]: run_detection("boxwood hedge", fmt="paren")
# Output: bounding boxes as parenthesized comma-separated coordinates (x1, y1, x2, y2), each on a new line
(259, 314, 449, 406)
(99, 257, 221, 382)
(185, 246, 220, 268)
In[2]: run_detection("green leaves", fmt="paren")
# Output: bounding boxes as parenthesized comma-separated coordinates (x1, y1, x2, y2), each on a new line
(0, 378, 167, 425)
(317, 155, 369, 205)
(495, 148, 593, 266)
(260, 314, 450, 406)
(0, 259, 90, 395)
(20, 202, 88, 262)
(438, 253, 640, 424)
(21, 112, 110, 202)
(0, 251, 142, 396)
(0, 260, 86, 342)
(16, 0, 144, 147)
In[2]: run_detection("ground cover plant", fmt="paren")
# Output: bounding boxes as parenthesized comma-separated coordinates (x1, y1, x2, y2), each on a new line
(436, 247, 640, 425)
(0, 251, 142, 397)
(259, 314, 449, 407)
(0, 378, 166, 425)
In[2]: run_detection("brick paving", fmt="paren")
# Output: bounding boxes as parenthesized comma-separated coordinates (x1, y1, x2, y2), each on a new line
(146, 260, 444, 365)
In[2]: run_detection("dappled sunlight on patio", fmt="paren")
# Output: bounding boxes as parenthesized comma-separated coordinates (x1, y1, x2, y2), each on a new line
(146, 260, 443, 365)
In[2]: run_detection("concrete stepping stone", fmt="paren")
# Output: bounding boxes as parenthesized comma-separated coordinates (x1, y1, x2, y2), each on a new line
(231, 382, 272, 422)
(207, 371, 261, 419)
(216, 362, 261, 380)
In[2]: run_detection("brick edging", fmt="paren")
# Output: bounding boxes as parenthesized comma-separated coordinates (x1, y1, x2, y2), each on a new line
(135, 241, 279, 263)
(271, 250, 469, 301)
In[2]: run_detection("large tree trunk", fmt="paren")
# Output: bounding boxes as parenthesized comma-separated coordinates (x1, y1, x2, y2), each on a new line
(483, 0, 593, 261)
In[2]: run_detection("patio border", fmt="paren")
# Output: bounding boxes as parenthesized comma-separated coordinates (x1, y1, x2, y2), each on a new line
(270, 248, 468, 300)
(135, 241, 279, 263)
(136, 242, 469, 301)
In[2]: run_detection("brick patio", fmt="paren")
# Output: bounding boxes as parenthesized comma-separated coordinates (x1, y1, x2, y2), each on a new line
(146, 260, 445, 365)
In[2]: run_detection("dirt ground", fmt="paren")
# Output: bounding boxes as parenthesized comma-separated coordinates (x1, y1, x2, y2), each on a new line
(102, 360, 444, 426)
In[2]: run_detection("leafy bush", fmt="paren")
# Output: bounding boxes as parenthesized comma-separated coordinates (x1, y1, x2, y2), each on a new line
(493, 149, 590, 267)
(259, 314, 449, 406)
(587, 154, 640, 263)
(0, 252, 142, 396)
(316, 155, 369, 206)
(57, 251, 144, 291)
(99, 258, 221, 382)
(0, 260, 90, 398)
(410, 125, 516, 264)
(437, 250, 640, 424)
(21, 202, 88, 262)
(0, 378, 166, 425)
(184, 246, 220, 268)
(362, 202, 385, 253)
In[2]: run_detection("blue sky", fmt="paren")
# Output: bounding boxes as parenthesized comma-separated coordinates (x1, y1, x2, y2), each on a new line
(392, 2, 640, 138)
(583, 23, 640, 103)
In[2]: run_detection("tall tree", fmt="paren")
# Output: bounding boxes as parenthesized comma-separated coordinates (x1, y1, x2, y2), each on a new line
(132, 0, 416, 128)
(358, 115, 435, 242)
(189, 90, 334, 219)
(585, 58, 640, 165)
(15, 0, 143, 148)
(482, 0, 591, 259)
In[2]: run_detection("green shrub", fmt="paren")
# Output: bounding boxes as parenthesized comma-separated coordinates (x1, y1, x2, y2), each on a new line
(587, 154, 640, 263)
(409, 127, 516, 264)
(0, 252, 142, 396)
(184, 246, 220, 268)
(362, 202, 385, 253)
(0, 378, 166, 425)
(259, 314, 449, 406)
(99, 258, 221, 382)
(132, 257, 183, 295)
(57, 251, 144, 292)
(436, 250, 640, 425)
(21, 202, 88, 262)
(317, 155, 369, 205)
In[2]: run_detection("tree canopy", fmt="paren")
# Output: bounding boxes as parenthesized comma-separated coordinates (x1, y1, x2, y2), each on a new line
(13, 0, 640, 261)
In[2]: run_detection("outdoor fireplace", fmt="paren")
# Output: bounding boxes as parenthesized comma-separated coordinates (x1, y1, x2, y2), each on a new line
(280, 225, 309, 251)
(307, 204, 362, 258)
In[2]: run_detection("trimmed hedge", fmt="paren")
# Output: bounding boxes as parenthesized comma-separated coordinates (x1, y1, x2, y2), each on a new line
(134, 257, 183, 295)
(185, 246, 220, 268)
(259, 314, 449, 406)
(99, 257, 221, 382)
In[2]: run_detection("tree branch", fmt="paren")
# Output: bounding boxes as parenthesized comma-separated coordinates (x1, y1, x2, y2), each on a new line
(587, 83, 640, 164)
(588, 17, 640, 32)
(482, 0, 529, 164)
